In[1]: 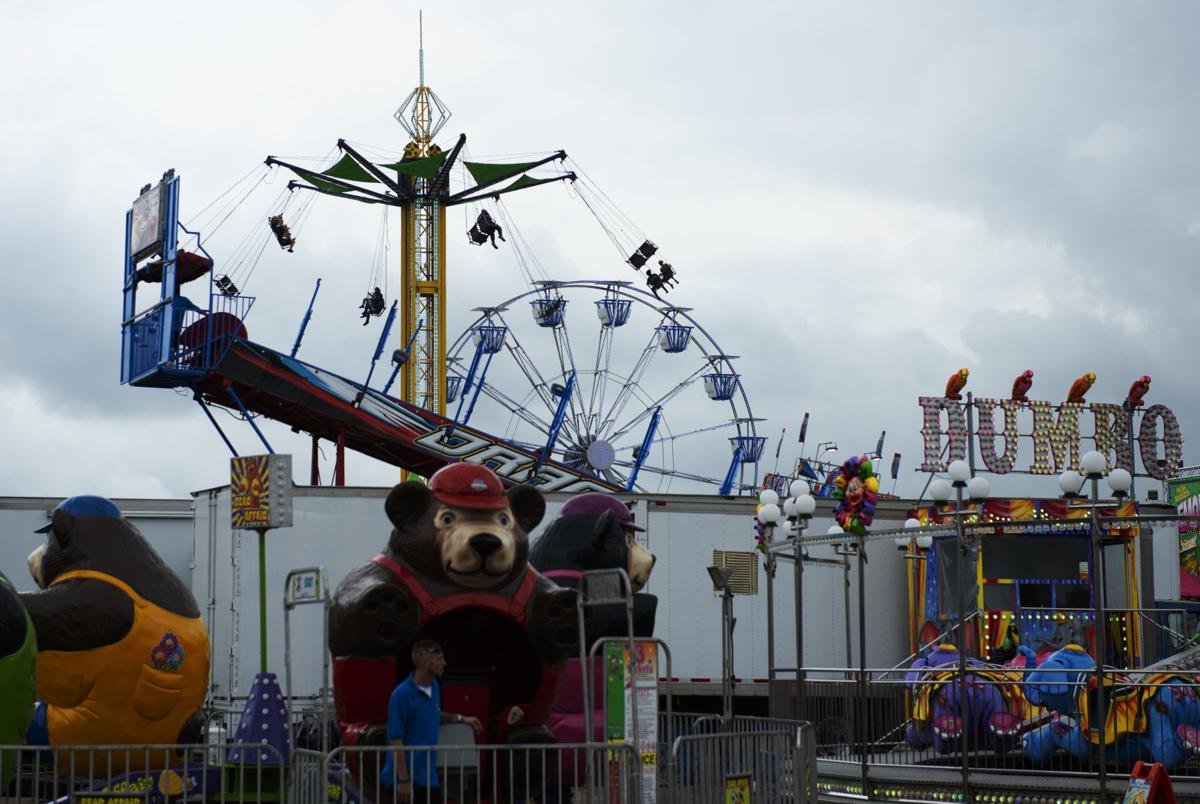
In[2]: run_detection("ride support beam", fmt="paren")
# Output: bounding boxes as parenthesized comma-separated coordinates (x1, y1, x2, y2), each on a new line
(310, 435, 320, 485)
(335, 432, 346, 486)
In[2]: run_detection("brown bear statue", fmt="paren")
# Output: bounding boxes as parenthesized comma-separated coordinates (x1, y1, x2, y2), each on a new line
(329, 463, 580, 759)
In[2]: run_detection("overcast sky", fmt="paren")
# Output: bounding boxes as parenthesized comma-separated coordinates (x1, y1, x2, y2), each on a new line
(1, 1, 1197, 503)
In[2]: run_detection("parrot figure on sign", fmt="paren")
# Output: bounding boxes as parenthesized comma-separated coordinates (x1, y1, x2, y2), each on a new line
(944, 368, 969, 401)
(1066, 372, 1096, 404)
(1011, 370, 1034, 404)
(1126, 375, 1151, 409)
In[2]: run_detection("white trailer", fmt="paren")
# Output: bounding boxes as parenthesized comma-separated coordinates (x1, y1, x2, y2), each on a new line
(190, 485, 920, 702)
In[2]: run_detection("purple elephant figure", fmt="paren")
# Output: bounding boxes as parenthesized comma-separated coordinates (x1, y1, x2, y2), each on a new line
(905, 644, 1022, 754)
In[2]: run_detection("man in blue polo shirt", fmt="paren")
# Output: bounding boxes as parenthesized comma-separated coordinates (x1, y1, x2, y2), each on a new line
(382, 640, 482, 802)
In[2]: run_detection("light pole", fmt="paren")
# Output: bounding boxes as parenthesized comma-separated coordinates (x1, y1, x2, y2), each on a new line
(758, 488, 781, 688)
(931, 459, 989, 801)
(785, 483, 816, 720)
(759, 482, 815, 721)
(895, 518, 933, 659)
(815, 441, 838, 476)
(707, 564, 737, 722)
(1057, 452, 1131, 798)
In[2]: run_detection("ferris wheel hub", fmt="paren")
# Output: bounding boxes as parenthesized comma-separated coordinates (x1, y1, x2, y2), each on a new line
(585, 439, 616, 472)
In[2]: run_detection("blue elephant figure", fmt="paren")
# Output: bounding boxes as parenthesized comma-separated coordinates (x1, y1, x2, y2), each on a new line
(904, 644, 1021, 754)
(1017, 644, 1200, 771)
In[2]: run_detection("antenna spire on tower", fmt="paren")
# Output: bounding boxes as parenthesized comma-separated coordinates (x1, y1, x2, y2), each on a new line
(419, 10, 425, 87)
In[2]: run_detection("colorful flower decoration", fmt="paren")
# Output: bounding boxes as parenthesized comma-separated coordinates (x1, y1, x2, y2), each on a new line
(150, 631, 186, 671)
(832, 456, 878, 535)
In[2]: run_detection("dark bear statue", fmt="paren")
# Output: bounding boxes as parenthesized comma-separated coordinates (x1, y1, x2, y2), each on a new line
(529, 492, 658, 783)
(529, 492, 658, 640)
(20, 495, 209, 771)
(329, 463, 580, 768)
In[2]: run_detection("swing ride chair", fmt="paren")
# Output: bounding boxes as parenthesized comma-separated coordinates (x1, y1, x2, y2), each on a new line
(118, 74, 763, 495)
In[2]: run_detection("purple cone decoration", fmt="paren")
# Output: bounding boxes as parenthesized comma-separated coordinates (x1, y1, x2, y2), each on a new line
(226, 672, 291, 765)
(832, 455, 879, 535)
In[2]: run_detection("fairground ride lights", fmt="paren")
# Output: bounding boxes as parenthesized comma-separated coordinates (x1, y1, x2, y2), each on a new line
(920, 396, 1182, 480)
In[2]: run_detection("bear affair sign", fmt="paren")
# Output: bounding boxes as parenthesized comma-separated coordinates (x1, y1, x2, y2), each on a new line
(919, 395, 1184, 480)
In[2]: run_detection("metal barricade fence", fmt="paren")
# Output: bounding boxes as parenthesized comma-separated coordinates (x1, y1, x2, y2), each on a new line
(325, 741, 640, 803)
(292, 748, 329, 804)
(205, 694, 334, 753)
(0, 742, 286, 803)
(667, 728, 801, 804)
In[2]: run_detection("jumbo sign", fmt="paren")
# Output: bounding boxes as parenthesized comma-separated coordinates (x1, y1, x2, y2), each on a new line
(919, 373, 1183, 480)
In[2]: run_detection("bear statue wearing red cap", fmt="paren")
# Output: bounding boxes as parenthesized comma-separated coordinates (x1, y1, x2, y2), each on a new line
(329, 464, 579, 765)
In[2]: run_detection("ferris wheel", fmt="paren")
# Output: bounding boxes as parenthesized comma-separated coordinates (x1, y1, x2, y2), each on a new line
(444, 280, 764, 495)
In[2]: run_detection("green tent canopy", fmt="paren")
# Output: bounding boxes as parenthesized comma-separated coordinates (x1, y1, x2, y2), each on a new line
(290, 167, 351, 194)
(321, 154, 380, 183)
(379, 150, 449, 181)
(279, 150, 566, 200)
(500, 174, 563, 193)
(456, 173, 567, 202)
(463, 159, 546, 187)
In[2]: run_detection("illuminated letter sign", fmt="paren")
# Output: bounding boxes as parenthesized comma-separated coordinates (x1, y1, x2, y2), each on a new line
(919, 397, 967, 472)
(975, 398, 1020, 474)
(916, 387, 1183, 480)
(1028, 401, 1084, 475)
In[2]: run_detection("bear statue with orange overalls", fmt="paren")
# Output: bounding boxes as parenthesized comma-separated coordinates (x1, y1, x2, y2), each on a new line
(21, 495, 209, 772)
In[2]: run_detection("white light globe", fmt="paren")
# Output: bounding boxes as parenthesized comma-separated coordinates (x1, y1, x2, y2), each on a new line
(782, 497, 798, 517)
(967, 476, 991, 501)
(758, 503, 781, 524)
(790, 479, 811, 497)
(1081, 450, 1107, 477)
(795, 494, 817, 516)
(894, 536, 912, 548)
(827, 524, 845, 535)
(947, 460, 971, 484)
(1108, 467, 1133, 494)
(930, 479, 953, 501)
(904, 517, 922, 529)
(916, 534, 934, 549)
(1058, 470, 1085, 496)
(759, 489, 780, 506)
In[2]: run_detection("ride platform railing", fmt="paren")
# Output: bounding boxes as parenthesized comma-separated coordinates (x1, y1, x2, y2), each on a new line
(793, 663, 1200, 803)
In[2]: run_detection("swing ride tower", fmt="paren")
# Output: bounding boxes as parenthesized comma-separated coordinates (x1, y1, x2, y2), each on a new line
(264, 22, 573, 418)
(395, 24, 448, 414)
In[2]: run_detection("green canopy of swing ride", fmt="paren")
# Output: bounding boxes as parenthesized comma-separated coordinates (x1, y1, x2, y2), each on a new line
(290, 167, 352, 194)
(461, 159, 546, 187)
(282, 152, 563, 199)
(321, 154, 380, 183)
(299, 151, 449, 184)
(378, 150, 448, 180)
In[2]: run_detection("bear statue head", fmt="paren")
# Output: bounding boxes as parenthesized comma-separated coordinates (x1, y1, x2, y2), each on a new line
(529, 493, 656, 592)
(385, 463, 545, 591)
(27, 495, 198, 616)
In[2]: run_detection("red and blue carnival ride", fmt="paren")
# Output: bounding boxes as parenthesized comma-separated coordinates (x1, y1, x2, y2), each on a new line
(120, 172, 622, 492)
(119, 148, 763, 493)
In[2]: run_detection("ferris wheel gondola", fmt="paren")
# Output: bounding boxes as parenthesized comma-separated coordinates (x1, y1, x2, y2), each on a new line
(446, 280, 763, 494)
